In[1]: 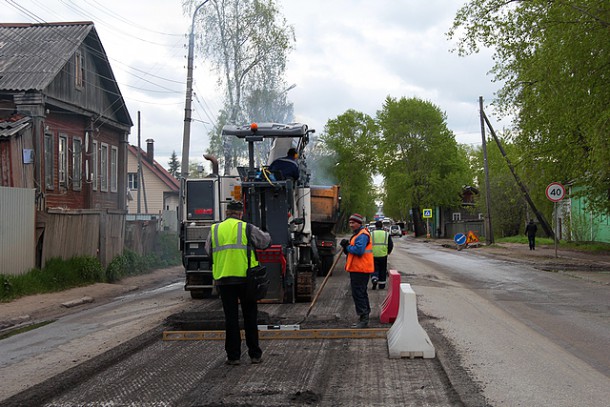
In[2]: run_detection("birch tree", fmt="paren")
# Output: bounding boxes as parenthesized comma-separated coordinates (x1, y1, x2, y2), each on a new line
(182, 0, 295, 174)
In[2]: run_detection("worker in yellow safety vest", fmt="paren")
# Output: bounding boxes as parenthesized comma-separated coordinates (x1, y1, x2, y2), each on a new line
(370, 220, 394, 290)
(205, 201, 271, 365)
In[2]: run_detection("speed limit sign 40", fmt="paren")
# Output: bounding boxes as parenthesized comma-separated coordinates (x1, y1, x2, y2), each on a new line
(546, 182, 565, 202)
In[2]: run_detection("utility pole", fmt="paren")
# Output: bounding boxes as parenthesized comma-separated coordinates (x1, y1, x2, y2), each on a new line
(479, 96, 494, 245)
(137, 111, 141, 214)
(481, 111, 555, 240)
(179, 0, 212, 222)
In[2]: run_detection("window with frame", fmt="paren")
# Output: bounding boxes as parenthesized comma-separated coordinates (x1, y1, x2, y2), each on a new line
(58, 135, 68, 187)
(44, 133, 54, 190)
(72, 137, 82, 190)
(128, 172, 139, 190)
(110, 146, 118, 192)
(92, 140, 98, 190)
(100, 143, 108, 192)
(75, 50, 84, 88)
(452, 212, 462, 221)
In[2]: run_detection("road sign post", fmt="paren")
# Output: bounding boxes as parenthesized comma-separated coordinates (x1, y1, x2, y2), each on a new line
(423, 209, 432, 239)
(545, 183, 565, 258)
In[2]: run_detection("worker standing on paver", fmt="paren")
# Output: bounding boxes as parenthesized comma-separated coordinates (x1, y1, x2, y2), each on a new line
(371, 220, 393, 290)
(340, 213, 375, 328)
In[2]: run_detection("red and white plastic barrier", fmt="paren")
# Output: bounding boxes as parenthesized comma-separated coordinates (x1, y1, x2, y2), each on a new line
(379, 270, 401, 324)
(387, 283, 435, 359)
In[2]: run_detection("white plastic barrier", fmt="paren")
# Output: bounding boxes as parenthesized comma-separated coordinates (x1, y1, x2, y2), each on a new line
(387, 283, 435, 359)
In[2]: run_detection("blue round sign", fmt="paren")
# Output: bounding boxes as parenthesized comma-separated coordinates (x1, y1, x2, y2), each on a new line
(454, 233, 466, 245)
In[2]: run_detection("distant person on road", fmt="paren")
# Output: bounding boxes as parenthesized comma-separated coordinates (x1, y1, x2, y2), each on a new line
(268, 148, 300, 181)
(340, 213, 374, 328)
(205, 201, 271, 365)
(371, 220, 393, 290)
(525, 219, 538, 250)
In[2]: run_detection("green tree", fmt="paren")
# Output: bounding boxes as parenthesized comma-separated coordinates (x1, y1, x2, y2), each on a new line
(183, 0, 295, 175)
(320, 110, 379, 226)
(167, 151, 180, 178)
(376, 96, 471, 235)
(449, 0, 610, 214)
(188, 160, 207, 179)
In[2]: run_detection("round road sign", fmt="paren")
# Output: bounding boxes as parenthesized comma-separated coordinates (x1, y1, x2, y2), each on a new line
(454, 233, 466, 245)
(545, 182, 565, 202)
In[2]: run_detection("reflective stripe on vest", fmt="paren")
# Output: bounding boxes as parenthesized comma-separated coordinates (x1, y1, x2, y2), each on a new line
(210, 218, 258, 280)
(345, 228, 374, 273)
(371, 229, 389, 257)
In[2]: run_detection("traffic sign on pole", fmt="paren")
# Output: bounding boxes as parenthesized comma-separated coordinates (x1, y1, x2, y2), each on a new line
(422, 209, 432, 219)
(545, 182, 565, 202)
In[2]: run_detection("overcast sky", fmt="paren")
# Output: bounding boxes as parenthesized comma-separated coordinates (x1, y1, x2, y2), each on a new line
(4, 0, 508, 172)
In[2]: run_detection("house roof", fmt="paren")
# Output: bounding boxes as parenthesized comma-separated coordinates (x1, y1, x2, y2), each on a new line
(0, 115, 31, 138)
(0, 22, 131, 126)
(127, 145, 179, 193)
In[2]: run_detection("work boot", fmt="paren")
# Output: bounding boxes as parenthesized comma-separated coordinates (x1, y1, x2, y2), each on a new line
(352, 314, 369, 329)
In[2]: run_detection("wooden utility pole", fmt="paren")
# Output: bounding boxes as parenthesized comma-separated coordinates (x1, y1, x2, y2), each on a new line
(479, 97, 494, 245)
(481, 109, 555, 240)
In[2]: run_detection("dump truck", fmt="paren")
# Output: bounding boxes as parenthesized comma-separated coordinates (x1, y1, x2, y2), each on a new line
(310, 185, 341, 276)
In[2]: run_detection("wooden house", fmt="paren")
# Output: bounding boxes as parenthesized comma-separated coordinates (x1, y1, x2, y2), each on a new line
(0, 22, 132, 270)
(438, 186, 484, 238)
(126, 140, 179, 231)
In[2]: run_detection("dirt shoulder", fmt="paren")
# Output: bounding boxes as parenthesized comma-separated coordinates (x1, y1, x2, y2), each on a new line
(0, 266, 185, 333)
(430, 237, 610, 285)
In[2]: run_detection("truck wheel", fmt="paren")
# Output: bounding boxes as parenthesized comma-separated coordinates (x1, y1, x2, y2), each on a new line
(190, 290, 208, 299)
(318, 254, 334, 276)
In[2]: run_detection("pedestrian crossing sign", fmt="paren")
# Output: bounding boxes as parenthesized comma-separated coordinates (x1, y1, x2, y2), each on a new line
(422, 209, 432, 219)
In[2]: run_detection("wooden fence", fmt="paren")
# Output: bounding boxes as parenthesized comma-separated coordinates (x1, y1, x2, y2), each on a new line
(0, 186, 35, 275)
(41, 209, 125, 268)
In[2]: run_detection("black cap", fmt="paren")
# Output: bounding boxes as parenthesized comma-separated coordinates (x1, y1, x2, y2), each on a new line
(227, 201, 243, 211)
(287, 148, 297, 157)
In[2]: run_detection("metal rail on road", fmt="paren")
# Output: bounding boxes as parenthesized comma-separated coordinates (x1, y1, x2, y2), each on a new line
(162, 328, 389, 341)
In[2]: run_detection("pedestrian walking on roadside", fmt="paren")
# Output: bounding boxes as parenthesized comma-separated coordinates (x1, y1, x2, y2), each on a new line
(340, 213, 374, 328)
(205, 201, 271, 365)
(525, 219, 538, 250)
(371, 220, 393, 290)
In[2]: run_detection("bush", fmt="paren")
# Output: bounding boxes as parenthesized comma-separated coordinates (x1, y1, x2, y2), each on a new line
(105, 255, 126, 283)
(1, 232, 181, 302)
(0, 256, 104, 302)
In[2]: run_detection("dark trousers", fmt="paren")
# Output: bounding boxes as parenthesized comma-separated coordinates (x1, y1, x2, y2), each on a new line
(349, 272, 371, 316)
(528, 235, 536, 250)
(218, 283, 262, 361)
(372, 256, 388, 284)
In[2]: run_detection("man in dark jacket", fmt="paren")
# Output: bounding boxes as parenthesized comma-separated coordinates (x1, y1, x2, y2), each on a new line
(525, 219, 538, 250)
(268, 148, 299, 181)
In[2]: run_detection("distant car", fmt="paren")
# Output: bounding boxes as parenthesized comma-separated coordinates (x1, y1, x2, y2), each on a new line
(390, 225, 401, 237)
